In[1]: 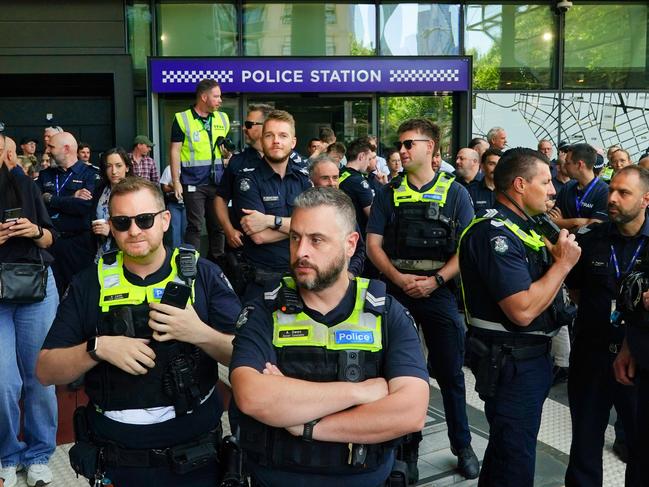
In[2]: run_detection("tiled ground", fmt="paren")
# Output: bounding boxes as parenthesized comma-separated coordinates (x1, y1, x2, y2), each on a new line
(13, 367, 627, 487)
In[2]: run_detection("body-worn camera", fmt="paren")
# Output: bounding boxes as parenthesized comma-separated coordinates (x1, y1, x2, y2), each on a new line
(216, 136, 236, 152)
(99, 304, 152, 338)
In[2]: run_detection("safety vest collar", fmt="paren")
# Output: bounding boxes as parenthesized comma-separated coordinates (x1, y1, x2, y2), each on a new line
(272, 277, 383, 352)
(97, 248, 196, 311)
(392, 171, 455, 207)
(459, 209, 546, 252)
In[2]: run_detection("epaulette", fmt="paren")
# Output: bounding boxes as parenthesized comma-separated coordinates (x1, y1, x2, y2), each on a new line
(364, 279, 387, 315)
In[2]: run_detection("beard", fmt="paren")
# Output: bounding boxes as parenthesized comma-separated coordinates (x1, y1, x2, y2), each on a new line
(608, 203, 642, 224)
(291, 252, 346, 292)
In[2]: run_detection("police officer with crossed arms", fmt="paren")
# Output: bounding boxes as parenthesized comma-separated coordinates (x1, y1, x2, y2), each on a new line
(230, 187, 429, 487)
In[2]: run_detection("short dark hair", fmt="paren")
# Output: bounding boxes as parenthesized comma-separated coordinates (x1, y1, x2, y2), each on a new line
(108, 176, 165, 214)
(319, 127, 336, 144)
(481, 147, 503, 166)
(326, 142, 346, 156)
(397, 118, 440, 153)
(494, 147, 549, 193)
(567, 143, 597, 169)
(99, 147, 133, 187)
(469, 137, 487, 149)
(346, 137, 375, 162)
(195, 79, 220, 98)
(613, 165, 649, 192)
(78, 142, 91, 152)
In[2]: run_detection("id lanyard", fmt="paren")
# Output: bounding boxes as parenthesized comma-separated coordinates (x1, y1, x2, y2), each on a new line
(610, 238, 646, 280)
(55, 171, 73, 196)
(575, 177, 599, 217)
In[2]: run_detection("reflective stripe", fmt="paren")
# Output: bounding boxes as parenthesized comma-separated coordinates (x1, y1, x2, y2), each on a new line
(339, 171, 351, 183)
(470, 317, 559, 337)
(176, 109, 229, 170)
(393, 172, 455, 207)
(390, 258, 446, 271)
(178, 111, 196, 166)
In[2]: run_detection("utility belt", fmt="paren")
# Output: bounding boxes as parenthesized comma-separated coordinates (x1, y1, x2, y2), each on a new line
(467, 333, 550, 399)
(390, 258, 445, 273)
(218, 251, 283, 294)
(69, 405, 221, 478)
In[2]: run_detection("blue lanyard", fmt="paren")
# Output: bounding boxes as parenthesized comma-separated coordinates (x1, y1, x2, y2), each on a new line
(610, 238, 646, 280)
(575, 177, 599, 217)
(55, 171, 73, 196)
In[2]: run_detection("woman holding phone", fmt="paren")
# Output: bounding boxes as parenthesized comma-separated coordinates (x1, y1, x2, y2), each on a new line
(0, 135, 58, 487)
(90, 147, 134, 261)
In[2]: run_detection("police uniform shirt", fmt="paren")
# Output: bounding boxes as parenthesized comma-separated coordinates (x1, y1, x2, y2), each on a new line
(555, 177, 609, 221)
(216, 146, 263, 202)
(229, 279, 428, 487)
(459, 203, 540, 324)
(367, 171, 474, 245)
(467, 178, 495, 213)
(41, 249, 241, 446)
(566, 220, 649, 348)
(339, 167, 374, 234)
(36, 160, 99, 233)
(458, 171, 484, 189)
(231, 159, 311, 272)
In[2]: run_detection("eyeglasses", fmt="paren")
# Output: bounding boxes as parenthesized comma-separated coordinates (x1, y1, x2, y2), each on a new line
(395, 139, 431, 151)
(109, 210, 165, 232)
(244, 121, 264, 130)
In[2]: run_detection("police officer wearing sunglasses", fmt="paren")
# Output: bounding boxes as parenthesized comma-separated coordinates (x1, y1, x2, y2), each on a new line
(37, 177, 241, 486)
(366, 118, 479, 481)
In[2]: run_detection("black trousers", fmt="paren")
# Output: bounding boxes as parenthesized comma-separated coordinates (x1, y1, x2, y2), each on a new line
(183, 183, 224, 261)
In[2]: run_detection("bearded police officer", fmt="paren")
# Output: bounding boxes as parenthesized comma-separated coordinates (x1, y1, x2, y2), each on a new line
(230, 187, 429, 487)
(458, 147, 581, 486)
(36, 178, 240, 486)
(366, 118, 479, 480)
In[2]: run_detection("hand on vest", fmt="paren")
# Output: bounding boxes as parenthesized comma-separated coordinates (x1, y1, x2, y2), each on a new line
(613, 339, 636, 386)
(545, 229, 581, 271)
(96, 336, 156, 375)
(148, 301, 206, 345)
(240, 209, 272, 235)
(398, 273, 437, 299)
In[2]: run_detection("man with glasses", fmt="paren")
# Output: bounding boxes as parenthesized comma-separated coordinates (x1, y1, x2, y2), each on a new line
(37, 177, 241, 486)
(549, 143, 609, 232)
(366, 118, 479, 481)
(170, 78, 230, 263)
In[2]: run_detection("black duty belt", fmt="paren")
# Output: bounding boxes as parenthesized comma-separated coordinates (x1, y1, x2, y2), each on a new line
(500, 341, 551, 361)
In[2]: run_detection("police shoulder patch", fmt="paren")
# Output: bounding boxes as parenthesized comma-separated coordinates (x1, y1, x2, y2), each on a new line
(491, 235, 509, 254)
(236, 305, 254, 329)
(361, 180, 370, 189)
(239, 178, 251, 192)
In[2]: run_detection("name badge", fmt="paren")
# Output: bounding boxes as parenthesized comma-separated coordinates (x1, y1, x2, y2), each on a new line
(279, 329, 309, 339)
(263, 195, 279, 202)
(192, 131, 200, 142)
(334, 330, 374, 344)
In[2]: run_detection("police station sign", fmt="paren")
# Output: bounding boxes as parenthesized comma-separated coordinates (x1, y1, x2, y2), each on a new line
(150, 57, 470, 94)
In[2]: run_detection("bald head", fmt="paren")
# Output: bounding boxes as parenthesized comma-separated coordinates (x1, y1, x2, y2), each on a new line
(49, 132, 79, 168)
(455, 147, 480, 183)
(2, 137, 19, 169)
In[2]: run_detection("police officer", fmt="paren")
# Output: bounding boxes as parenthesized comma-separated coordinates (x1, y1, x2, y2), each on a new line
(309, 154, 365, 277)
(366, 118, 479, 480)
(230, 110, 311, 300)
(36, 177, 240, 486)
(549, 143, 608, 231)
(467, 148, 501, 213)
(339, 137, 376, 235)
(170, 78, 230, 262)
(215, 103, 273, 251)
(565, 165, 645, 486)
(230, 187, 430, 487)
(36, 131, 99, 295)
(458, 147, 581, 486)
(454, 148, 482, 188)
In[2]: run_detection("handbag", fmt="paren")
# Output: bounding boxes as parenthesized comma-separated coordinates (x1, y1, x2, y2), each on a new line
(0, 252, 47, 304)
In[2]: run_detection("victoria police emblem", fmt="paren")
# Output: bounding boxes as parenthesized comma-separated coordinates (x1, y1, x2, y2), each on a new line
(239, 178, 251, 192)
(492, 236, 509, 254)
(236, 306, 254, 329)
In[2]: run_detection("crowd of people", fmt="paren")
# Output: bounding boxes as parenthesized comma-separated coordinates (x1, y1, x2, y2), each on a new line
(1, 77, 649, 487)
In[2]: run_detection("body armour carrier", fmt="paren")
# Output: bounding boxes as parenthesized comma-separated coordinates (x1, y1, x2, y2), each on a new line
(85, 247, 218, 414)
(383, 172, 457, 264)
(240, 277, 396, 474)
(458, 209, 563, 337)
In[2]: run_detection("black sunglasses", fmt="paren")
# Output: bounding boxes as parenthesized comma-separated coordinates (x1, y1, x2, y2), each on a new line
(395, 139, 431, 151)
(110, 210, 165, 232)
(244, 121, 264, 129)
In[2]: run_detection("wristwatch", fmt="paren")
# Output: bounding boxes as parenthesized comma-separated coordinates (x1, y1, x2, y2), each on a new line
(434, 273, 445, 287)
(86, 336, 101, 362)
(302, 419, 320, 442)
(274, 215, 283, 230)
(33, 225, 44, 240)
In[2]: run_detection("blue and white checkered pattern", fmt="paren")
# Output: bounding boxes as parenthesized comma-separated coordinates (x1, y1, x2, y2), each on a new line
(161, 70, 234, 84)
(389, 68, 460, 83)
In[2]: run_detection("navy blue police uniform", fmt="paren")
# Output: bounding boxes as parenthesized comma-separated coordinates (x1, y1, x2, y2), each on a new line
(551, 176, 569, 196)
(230, 158, 311, 300)
(564, 222, 641, 486)
(339, 167, 374, 235)
(555, 176, 609, 222)
(457, 172, 483, 189)
(41, 248, 240, 486)
(230, 277, 428, 487)
(367, 171, 474, 455)
(36, 160, 100, 294)
(467, 178, 495, 213)
(459, 203, 564, 486)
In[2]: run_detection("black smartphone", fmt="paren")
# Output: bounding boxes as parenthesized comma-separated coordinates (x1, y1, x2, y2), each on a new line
(160, 282, 191, 309)
(2, 207, 22, 223)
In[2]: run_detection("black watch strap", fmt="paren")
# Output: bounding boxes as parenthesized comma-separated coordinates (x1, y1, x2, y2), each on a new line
(434, 273, 445, 287)
(274, 215, 283, 230)
(86, 336, 101, 362)
(302, 419, 320, 442)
